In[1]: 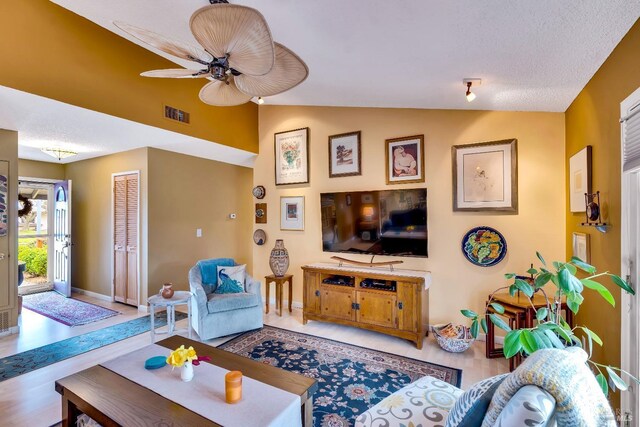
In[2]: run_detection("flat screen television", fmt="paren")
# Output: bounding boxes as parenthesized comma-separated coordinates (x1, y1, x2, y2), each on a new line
(320, 189, 427, 257)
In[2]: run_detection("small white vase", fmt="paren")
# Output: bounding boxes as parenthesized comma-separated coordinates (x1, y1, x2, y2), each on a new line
(181, 361, 194, 382)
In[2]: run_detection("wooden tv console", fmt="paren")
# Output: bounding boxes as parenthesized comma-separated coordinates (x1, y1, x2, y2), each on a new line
(302, 263, 430, 349)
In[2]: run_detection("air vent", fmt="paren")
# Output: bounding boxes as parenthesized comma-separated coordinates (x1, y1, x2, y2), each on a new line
(164, 106, 190, 124)
(0, 310, 8, 333)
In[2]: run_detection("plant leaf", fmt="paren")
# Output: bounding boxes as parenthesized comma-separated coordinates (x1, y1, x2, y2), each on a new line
(581, 326, 603, 346)
(527, 268, 538, 275)
(533, 329, 552, 349)
(564, 263, 578, 275)
(489, 313, 512, 332)
(557, 268, 572, 293)
(609, 274, 636, 295)
(460, 309, 477, 319)
(543, 329, 565, 348)
(504, 273, 516, 279)
(490, 302, 505, 314)
(520, 330, 537, 354)
(596, 373, 609, 397)
(571, 257, 596, 274)
(606, 367, 628, 391)
(534, 272, 553, 289)
(480, 317, 488, 334)
(536, 251, 547, 266)
(515, 279, 534, 297)
(504, 330, 523, 358)
(471, 319, 479, 338)
(553, 261, 564, 271)
(581, 278, 615, 307)
(536, 307, 548, 321)
(509, 285, 518, 297)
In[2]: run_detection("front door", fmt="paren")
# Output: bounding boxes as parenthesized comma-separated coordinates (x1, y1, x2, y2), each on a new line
(53, 181, 71, 297)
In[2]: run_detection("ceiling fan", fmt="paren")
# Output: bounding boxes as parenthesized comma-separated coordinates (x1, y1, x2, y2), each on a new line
(114, 0, 308, 107)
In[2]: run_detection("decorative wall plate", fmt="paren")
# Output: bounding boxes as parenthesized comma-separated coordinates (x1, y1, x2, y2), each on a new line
(255, 203, 267, 224)
(461, 226, 507, 267)
(253, 229, 267, 245)
(252, 185, 266, 199)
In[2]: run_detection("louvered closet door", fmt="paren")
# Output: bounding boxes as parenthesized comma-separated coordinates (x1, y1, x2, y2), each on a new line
(113, 173, 139, 306)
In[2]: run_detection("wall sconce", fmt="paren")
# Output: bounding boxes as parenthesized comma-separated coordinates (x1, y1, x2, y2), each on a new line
(362, 206, 374, 219)
(463, 78, 481, 102)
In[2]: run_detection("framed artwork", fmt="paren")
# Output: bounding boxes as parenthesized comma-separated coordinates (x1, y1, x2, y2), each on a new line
(572, 232, 590, 263)
(569, 146, 592, 212)
(329, 131, 361, 177)
(280, 196, 305, 230)
(385, 135, 425, 184)
(274, 128, 309, 186)
(452, 138, 518, 212)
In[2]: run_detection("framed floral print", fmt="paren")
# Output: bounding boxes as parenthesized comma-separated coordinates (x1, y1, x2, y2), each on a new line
(385, 135, 425, 184)
(275, 128, 309, 185)
(452, 138, 518, 213)
(329, 131, 361, 178)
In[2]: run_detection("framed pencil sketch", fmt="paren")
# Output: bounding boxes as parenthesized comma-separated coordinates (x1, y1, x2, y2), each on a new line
(275, 128, 309, 186)
(329, 131, 361, 178)
(569, 146, 592, 212)
(452, 138, 518, 212)
(385, 135, 425, 184)
(280, 196, 305, 230)
(572, 232, 590, 263)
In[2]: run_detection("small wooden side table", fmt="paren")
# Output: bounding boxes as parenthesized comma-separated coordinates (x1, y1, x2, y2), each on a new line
(265, 274, 293, 316)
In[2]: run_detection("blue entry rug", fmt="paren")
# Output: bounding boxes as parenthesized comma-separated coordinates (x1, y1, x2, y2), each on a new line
(219, 326, 462, 427)
(0, 311, 187, 382)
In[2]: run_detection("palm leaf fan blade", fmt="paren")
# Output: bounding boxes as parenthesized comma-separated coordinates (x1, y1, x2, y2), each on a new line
(113, 21, 213, 64)
(235, 43, 308, 97)
(199, 78, 252, 106)
(141, 69, 209, 78)
(189, 4, 275, 76)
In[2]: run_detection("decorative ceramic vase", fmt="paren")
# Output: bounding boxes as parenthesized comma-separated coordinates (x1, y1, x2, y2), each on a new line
(269, 239, 289, 277)
(181, 361, 194, 382)
(161, 283, 174, 299)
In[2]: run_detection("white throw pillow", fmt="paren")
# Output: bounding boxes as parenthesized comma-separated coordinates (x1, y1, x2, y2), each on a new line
(216, 264, 246, 293)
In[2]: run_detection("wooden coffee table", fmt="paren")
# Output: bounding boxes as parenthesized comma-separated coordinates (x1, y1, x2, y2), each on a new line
(55, 335, 317, 427)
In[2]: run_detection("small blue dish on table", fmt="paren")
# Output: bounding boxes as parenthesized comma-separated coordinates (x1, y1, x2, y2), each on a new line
(144, 356, 167, 370)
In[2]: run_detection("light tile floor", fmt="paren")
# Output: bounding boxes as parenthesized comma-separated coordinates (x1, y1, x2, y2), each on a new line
(0, 293, 508, 426)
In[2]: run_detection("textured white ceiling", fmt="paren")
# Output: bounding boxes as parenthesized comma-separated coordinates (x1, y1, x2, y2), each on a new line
(53, 0, 640, 112)
(0, 85, 256, 167)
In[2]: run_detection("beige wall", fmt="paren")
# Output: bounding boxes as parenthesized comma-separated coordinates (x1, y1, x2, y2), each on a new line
(0, 130, 19, 329)
(147, 148, 253, 297)
(64, 148, 149, 300)
(18, 159, 65, 181)
(565, 19, 640, 410)
(255, 106, 566, 324)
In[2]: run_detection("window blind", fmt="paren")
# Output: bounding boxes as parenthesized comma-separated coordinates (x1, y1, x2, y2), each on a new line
(623, 102, 640, 172)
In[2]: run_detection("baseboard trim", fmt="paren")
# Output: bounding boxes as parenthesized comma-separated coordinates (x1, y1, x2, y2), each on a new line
(0, 325, 20, 337)
(265, 297, 303, 310)
(71, 287, 112, 302)
(138, 305, 148, 313)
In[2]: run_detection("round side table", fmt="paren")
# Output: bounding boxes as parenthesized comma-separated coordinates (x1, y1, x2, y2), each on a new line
(147, 290, 192, 343)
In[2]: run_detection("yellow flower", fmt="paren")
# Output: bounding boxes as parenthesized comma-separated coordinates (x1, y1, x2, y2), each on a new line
(166, 344, 198, 368)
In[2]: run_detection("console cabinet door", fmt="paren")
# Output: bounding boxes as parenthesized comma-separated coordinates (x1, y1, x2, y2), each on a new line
(357, 292, 397, 328)
(303, 271, 321, 315)
(321, 287, 355, 320)
(396, 282, 418, 332)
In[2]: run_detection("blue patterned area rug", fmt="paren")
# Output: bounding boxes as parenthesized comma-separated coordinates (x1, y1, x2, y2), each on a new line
(0, 311, 187, 382)
(218, 326, 462, 427)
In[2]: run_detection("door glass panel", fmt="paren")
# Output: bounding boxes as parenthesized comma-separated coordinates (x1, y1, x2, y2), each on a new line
(18, 183, 52, 287)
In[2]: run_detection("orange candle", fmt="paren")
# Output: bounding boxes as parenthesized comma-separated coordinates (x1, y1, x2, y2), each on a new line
(225, 371, 242, 404)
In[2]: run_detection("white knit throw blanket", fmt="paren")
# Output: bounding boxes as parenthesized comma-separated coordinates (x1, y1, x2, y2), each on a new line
(482, 348, 615, 427)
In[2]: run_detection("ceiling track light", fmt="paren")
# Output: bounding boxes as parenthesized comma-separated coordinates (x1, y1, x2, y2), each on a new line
(463, 78, 481, 102)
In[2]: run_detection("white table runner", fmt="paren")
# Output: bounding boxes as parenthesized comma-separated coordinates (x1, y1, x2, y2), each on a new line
(305, 262, 432, 290)
(101, 344, 301, 427)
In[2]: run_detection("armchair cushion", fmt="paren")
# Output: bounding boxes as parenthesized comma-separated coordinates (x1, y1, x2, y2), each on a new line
(493, 385, 556, 426)
(207, 292, 260, 314)
(215, 265, 246, 294)
(445, 373, 508, 427)
(197, 258, 235, 293)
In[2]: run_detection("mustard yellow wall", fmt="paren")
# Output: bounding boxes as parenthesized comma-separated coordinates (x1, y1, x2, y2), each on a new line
(64, 149, 149, 299)
(0, 130, 19, 328)
(18, 160, 65, 181)
(0, 0, 258, 153)
(255, 106, 566, 323)
(565, 19, 640, 409)
(147, 148, 253, 297)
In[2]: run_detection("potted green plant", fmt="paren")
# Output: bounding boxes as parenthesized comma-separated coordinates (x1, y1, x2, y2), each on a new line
(461, 252, 638, 396)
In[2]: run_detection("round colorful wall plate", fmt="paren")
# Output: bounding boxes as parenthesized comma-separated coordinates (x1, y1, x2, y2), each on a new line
(253, 229, 267, 245)
(252, 185, 266, 199)
(461, 226, 507, 267)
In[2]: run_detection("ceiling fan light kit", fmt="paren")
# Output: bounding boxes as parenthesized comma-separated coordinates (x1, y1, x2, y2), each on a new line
(41, 148, 78, 161)
(114, 1, 308, 107)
